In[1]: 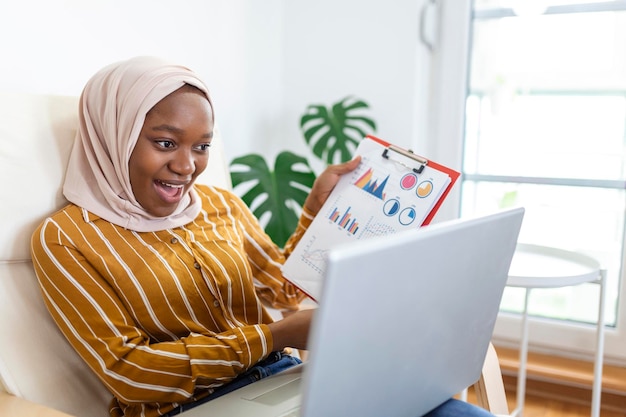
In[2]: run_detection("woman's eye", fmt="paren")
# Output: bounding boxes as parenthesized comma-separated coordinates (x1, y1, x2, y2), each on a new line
(196, 143, 212, 152)
(155, 140, 175, 149)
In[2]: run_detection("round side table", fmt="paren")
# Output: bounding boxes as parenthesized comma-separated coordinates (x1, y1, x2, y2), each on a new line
(507, 243, 606, 417)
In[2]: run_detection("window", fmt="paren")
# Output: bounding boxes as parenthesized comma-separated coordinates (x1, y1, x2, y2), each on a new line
(459, 0, 626, 360)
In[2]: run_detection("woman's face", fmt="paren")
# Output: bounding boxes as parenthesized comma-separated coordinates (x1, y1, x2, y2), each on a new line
(129, 85, 213, 217)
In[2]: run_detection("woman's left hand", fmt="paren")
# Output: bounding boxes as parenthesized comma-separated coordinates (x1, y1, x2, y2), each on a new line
(303, 156, 361, 216)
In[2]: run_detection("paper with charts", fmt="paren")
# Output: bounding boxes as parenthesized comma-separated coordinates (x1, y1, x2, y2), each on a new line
(281, 136, 459, 300)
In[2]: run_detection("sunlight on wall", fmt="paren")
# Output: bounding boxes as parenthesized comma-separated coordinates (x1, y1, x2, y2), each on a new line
(0, 0, 286, 159)
(0, 0, 431, 172)
(0, 0, 239, 95)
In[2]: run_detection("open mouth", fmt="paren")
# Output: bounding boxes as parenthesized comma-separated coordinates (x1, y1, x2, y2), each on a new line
(154, 180, 185, 204)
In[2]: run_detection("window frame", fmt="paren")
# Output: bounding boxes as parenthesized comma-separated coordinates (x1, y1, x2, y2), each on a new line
(427, 0, 626, 365)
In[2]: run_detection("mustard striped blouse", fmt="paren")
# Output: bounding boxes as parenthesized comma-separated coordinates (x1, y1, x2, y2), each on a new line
(31, 184, 310, 417)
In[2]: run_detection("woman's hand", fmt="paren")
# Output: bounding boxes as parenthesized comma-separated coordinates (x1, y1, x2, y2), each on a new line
(303, 156, 362, 215)
(267, 308, 316, 351)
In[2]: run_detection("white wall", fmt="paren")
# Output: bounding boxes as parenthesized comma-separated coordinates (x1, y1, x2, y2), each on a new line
(0, 0, 286, 160)
(0, 1, 439, 159)
(0, 0, 451, 207)
(279, 0, 467, 222)
(281, 0, 428, 163)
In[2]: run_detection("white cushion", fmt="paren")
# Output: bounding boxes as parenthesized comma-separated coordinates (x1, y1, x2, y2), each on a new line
(0, 91, 231, 416)
(0, 93, 78, 261)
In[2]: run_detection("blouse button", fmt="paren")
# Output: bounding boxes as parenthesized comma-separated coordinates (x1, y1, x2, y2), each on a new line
(193, 262, 201, 269)
(170, 237, 179, 244)
(213, 300, 220, 307)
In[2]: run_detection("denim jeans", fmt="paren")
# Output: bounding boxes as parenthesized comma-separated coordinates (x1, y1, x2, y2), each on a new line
(164, 351, 301, 416)
(423, 398, 495, 417)
(164, 353, 493, 417)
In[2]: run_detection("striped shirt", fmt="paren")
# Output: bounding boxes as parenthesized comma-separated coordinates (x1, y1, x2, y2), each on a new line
(31, 184, 311, 417)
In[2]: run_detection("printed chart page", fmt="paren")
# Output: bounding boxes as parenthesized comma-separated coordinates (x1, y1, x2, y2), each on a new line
(281, 137, 453, 300)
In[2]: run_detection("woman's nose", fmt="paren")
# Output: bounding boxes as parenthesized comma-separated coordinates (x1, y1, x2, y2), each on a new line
(169, 149, 195, 176)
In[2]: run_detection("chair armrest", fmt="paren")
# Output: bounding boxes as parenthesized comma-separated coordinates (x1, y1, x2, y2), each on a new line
(473, 342, 510, 415)
(0, 391, 76, 417)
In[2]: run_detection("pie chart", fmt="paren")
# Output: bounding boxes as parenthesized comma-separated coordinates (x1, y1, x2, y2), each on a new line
(416, 180, 433, 198)
(400, 173, 418, 190)
(398, 207, 416, 225)
(383, 198, 400, 216)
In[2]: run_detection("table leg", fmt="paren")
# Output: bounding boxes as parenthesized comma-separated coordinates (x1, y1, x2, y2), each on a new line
(513, 288, 531, 417)
(590, 272, 606, 417)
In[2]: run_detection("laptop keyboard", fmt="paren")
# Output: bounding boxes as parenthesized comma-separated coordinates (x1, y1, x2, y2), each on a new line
(279, 407, 300, 417)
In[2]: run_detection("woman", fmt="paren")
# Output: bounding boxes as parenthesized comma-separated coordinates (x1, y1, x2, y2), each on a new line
(31, 56, 494, 417)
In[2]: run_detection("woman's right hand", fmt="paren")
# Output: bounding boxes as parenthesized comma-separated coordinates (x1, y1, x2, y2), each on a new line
(303, 156, 361, 216)
(267, 308, 316, 351)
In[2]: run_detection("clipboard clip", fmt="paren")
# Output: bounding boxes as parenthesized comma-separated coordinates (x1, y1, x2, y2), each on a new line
(382, 145, 428, 174)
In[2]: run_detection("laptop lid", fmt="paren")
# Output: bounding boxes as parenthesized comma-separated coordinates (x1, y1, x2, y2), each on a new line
(178, 207, 524, 417)
(299, 207, 524, 417)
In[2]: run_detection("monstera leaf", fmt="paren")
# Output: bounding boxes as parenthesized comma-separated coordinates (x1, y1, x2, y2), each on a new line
(230, 95, 376, 245)
(300, 96, 377, 164)
(230, 151, 316, 247)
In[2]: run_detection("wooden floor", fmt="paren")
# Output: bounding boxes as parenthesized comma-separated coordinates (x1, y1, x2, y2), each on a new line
(508, 394, 626, 417)
(490, 346, 626, 417)
(467, 388, 626, 417)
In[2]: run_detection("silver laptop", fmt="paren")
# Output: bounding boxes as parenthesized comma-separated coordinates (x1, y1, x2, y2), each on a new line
(181, 207, 524, 417)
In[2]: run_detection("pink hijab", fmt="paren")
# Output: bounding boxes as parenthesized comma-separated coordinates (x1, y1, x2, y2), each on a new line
(63, 56, 213, 232)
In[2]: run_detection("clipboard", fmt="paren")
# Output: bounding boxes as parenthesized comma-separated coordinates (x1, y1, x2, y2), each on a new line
(366, 134, 460, 226)
(281, 135, 461, 300)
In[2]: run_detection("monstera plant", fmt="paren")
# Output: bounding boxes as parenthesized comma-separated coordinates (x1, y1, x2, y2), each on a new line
(230, 151, 316, 248)
(301, 96, 377, 164)
(229, 96, 377, 247)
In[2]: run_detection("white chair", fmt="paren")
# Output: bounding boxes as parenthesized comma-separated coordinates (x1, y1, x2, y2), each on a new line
(0, 91, 509, 416)
(0, 91, 231, 417)
(0, 92, 110, 417)
(475, 343, 510, 416)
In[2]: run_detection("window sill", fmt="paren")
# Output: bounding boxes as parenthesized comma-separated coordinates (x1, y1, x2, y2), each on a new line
(495, 345, 626, 413)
